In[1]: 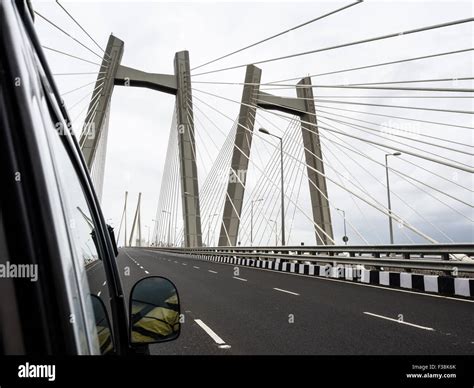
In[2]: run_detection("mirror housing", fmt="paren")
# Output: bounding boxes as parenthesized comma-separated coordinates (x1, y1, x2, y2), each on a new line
(107, 224, 118, 257)
(129, 276, 180, 346)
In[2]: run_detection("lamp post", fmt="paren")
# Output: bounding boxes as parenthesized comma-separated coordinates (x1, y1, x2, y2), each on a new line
(152, 219, 157, 246)
(144, 225, 150, 247)
(259, 128, 285, 246)
(335, 208, 348, 245)
(162, 210, 171, 247)
(269, 219, 278, 246)
(385, 152, 401, 244)
(250, 198, 263, 246)
(208, 213, 218, 247)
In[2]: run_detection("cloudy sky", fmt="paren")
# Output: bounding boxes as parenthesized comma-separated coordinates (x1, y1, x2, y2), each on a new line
(32, 0, 473, 246)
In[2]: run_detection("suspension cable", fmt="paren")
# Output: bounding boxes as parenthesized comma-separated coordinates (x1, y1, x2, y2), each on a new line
(55, 0, 109, 56)
(42, 45, 102, 66)
(193, 87, 474, 173)
(191, 0, 362, 71)
(192, 18, 474, 77)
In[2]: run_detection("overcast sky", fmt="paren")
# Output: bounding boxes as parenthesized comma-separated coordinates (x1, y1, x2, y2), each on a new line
(33, 0, 473, 246)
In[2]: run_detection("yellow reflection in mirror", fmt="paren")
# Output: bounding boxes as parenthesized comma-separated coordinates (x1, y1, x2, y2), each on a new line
(131, 290, 180, 344)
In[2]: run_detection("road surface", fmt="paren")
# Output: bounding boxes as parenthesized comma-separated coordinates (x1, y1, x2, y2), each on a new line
(101, 247, 474, 355)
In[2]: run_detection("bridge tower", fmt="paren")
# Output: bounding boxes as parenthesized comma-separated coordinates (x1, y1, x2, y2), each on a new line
(218, 65, 262, 247)
(79, 34, 202, 247)
(219, 65, 333, 246)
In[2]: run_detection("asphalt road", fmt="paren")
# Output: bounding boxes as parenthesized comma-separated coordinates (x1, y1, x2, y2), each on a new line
(113, 247, 474, 355)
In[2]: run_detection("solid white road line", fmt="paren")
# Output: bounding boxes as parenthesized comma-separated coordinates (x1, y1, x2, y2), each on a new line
(193, 266, 200, 269)
(194, 319, 226, 345)
(363, 312, 435, 331)
(208, 270, 218, 274)
(273, 287, 299, 296)
(233, 276, 247, 282)
(123, 251, 137, 262)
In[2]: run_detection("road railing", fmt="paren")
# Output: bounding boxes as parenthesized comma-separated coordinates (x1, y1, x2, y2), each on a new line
(147, 243, 474, 274)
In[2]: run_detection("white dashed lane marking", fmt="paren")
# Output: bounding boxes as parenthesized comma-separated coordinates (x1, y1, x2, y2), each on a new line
(363, 312, 434, 331)
(208, 270, 218, 274)
(194, 319, 230, 349)
(273, 287, 299, 296)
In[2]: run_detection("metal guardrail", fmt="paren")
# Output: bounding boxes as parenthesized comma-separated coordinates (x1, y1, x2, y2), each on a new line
(147, 244, 474, 274)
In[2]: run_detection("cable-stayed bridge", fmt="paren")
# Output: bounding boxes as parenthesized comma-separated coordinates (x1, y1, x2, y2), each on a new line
(61, 10, 472, 250)
(34, 0, 474, 355)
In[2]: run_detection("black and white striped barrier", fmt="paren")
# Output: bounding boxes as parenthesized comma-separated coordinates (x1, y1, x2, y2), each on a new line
(193, 254, 474, 298)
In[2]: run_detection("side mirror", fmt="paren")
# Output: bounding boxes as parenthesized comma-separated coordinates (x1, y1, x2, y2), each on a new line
(129, 276, 180, 346)
(107, 224, 118, 257)
(90, 295, 114, 354)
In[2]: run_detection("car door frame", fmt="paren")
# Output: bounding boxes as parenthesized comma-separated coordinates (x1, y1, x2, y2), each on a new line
(0, 0, 131, 355)
(19, 1, 132, 355)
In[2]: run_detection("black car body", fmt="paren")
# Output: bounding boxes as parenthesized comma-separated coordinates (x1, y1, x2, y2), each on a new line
(0, 0, 177, 355)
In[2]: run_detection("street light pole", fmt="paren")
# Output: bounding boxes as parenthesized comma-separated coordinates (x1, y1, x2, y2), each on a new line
(152, 219, 157, 246)
(162, 210, 171, 247)
(250, 198, 263, 246)
(270, 219, 278, 245)
(208, 213, 218, 247)
(144, 225, 150, 247)
(385, 152, 401, 244)
(259, 128, 285, 246)
(279, 137, 285, 246)
(335, 208, 347, 245)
